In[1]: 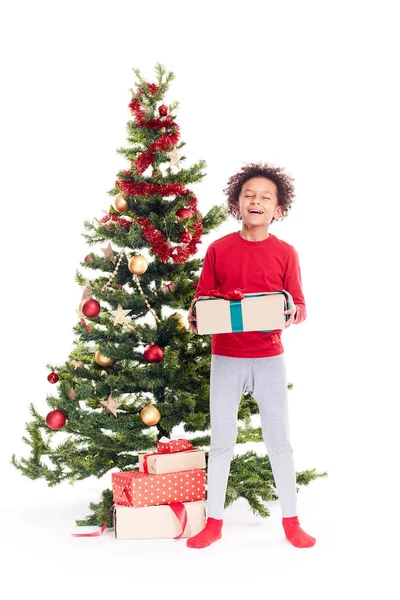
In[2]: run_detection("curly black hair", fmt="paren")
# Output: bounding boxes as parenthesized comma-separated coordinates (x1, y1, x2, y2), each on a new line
(224, 162, 296, 222)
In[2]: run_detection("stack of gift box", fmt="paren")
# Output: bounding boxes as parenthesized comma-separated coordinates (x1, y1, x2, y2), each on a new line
(112, 437, 207, 540)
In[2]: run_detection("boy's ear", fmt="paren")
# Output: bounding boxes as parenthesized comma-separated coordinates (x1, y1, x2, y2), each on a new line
(234, 204, 241, 219)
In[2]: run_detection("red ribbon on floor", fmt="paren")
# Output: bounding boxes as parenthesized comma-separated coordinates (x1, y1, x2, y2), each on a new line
(208, 289, 245, 300)
(71, 501, 187, 539)
(71, 502, 116, 537)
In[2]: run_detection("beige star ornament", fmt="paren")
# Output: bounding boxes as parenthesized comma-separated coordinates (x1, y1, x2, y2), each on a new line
(167, 146, 180, 168)
(81, 280, 92, 300)
(101, 243, 116, 262)
(110, 304, 132, 325)
(100, 394, 121, 417)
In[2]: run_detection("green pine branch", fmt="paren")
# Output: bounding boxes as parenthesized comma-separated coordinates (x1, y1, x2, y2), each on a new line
(226, 451, 327, 518)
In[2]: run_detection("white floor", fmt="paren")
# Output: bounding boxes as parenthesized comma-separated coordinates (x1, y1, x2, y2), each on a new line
(2, 462, 395, 600)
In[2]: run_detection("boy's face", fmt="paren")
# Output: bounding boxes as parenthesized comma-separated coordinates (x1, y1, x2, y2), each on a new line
(237, 177, 281, 226)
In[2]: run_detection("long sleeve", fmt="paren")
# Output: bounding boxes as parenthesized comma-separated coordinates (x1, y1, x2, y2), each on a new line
(193, 246, 219, 300)
(283, 246, 307, 325)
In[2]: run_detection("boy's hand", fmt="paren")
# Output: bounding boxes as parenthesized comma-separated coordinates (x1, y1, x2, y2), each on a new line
(283, 291, 297, 328)
(187, 299, 198, 333)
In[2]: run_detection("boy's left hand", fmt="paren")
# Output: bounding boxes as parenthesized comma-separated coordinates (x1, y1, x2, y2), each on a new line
(283, 291, 296, 328)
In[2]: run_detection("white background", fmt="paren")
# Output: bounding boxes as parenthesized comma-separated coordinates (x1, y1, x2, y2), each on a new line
(1, 1, 398, 598)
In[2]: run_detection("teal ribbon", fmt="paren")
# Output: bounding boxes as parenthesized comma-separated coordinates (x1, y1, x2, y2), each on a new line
(229, 300, 243, 332)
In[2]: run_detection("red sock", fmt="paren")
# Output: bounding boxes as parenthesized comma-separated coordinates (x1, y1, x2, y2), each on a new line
(186, 517, 223, 549)
(282, 516, 316, 548)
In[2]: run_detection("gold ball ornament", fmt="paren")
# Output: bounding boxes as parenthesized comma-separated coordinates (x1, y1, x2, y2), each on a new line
(128, 255, 148, 275)
(140, 405, 161, 426)
(170, 312, 186, 330)
(113, 193, 129, 212)
(95, 351, 115, 367)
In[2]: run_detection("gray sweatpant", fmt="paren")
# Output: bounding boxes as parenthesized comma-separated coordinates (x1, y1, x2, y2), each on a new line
(207, 353, 297, 519)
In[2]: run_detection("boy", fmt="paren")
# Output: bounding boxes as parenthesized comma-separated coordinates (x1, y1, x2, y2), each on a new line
(186, 162, 316, 549)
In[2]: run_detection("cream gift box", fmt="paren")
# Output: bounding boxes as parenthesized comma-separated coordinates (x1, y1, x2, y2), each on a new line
(192, 290, 290, 335)
(114, 500, 206, 539)
(138, 449, 206, 475)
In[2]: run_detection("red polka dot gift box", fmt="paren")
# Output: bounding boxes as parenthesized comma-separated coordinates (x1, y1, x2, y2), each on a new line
(112, 468, 206, 508)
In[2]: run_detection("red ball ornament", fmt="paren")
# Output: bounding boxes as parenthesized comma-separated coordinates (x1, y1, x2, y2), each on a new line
(144, 344, 164, 363)
(81, 298, 101, 318)
(46, 410, 67, 430)
(84, 255, 92, 262)
(158, 104, 168, 116)
(180, 231, 192, 243)
(176, 208, 194, 219)
(47, 372, 59, 384)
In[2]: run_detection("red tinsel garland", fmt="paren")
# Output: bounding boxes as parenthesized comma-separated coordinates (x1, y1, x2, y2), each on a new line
(145, 116, 175, 129)
(117, 180, 189, 198)
(146, 83, 159, 95)
(100, 213, 132, 231)
(133, 130, 180, 176)
(122, 85, 203, 263)
(128, 88, 180, 176)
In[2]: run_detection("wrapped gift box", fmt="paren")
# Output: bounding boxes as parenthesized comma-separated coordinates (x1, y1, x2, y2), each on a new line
(192, 291, 290, 335)
(112, 468, 206, 507)
(138, 448, 206, 475)
(156, 437, 193, 453)
(114, 500, 206, 540)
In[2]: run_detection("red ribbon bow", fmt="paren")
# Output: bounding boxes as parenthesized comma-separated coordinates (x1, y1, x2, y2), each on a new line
(208, 289, 246, 300)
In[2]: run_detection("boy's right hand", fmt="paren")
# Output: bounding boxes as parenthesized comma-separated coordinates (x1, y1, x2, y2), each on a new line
(187, 300, 198, 333)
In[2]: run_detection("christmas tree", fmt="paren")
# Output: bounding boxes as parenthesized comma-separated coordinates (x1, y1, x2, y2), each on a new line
(12, 64, 325, 529)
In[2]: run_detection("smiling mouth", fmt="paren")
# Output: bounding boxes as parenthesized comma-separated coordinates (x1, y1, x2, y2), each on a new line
(247, 209, 263, 214)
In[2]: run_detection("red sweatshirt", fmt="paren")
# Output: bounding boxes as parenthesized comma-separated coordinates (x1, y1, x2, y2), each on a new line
(193, 231, 306, 358)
